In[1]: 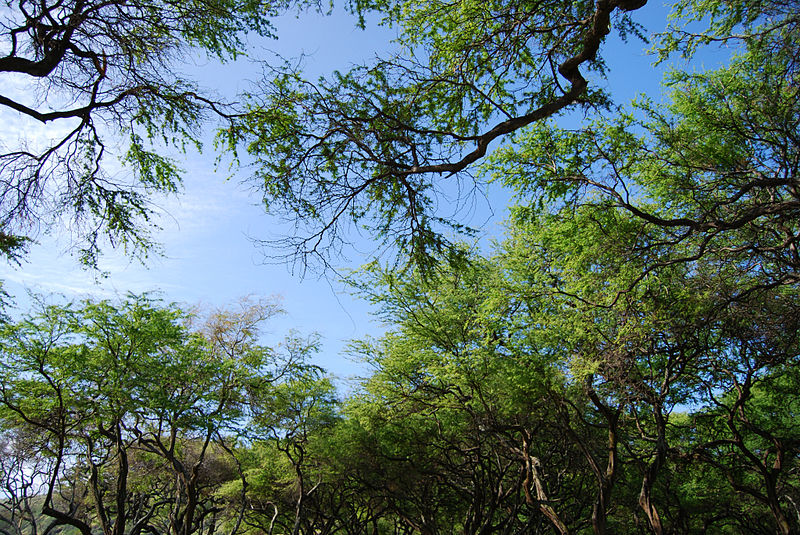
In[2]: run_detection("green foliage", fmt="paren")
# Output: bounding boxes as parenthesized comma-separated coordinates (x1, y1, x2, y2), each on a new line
(330, 6, 800, 520)
(5, 0, 800, 533)
(491, 1, 800, 297)
(225, 0, 649, 271)
(0, 0, 324, 267)
(0, 294, 326, 535)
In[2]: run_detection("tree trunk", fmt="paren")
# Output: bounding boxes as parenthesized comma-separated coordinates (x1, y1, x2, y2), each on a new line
(638, 406, 667, 535)
(521, 432, 569, 535)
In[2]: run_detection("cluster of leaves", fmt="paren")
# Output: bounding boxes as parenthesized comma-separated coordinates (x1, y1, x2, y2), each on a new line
(0, 295, 334, 535)
(205, 0, 800, 533)
(221, 0, 647, 270)
(0, 0, 322, 266)
(2, 0, 800, 533)
(315, 237, 799, 534)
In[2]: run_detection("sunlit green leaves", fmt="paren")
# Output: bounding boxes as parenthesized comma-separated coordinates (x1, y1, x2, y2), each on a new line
(228, 0, 650, 271)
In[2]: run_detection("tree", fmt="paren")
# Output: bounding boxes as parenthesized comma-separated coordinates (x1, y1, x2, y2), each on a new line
(490, 0, 799, 294)
(216, 0, 800, 294)
(0, 294, 304, 535)
(0, 0, 313, 266)
(496, 191, 800, 534)
(676, 311, 800, 534)
(334, 183, 800, 533)
(244, 335, 339, 535)
(0, 427, 56, 535)
(222, 0, 648, 270)
(218, 0, 800, 531)
(342, 257, 626, 534)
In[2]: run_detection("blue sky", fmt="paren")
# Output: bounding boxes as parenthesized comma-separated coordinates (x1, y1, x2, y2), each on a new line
(0, 1, 681, 385)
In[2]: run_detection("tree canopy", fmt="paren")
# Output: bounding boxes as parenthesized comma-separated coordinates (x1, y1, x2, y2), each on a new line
(0, 0, 314, 266)
(2, 0, 800, 533)
(221, 0, 649, 269)
(0, 295, 330, 535)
